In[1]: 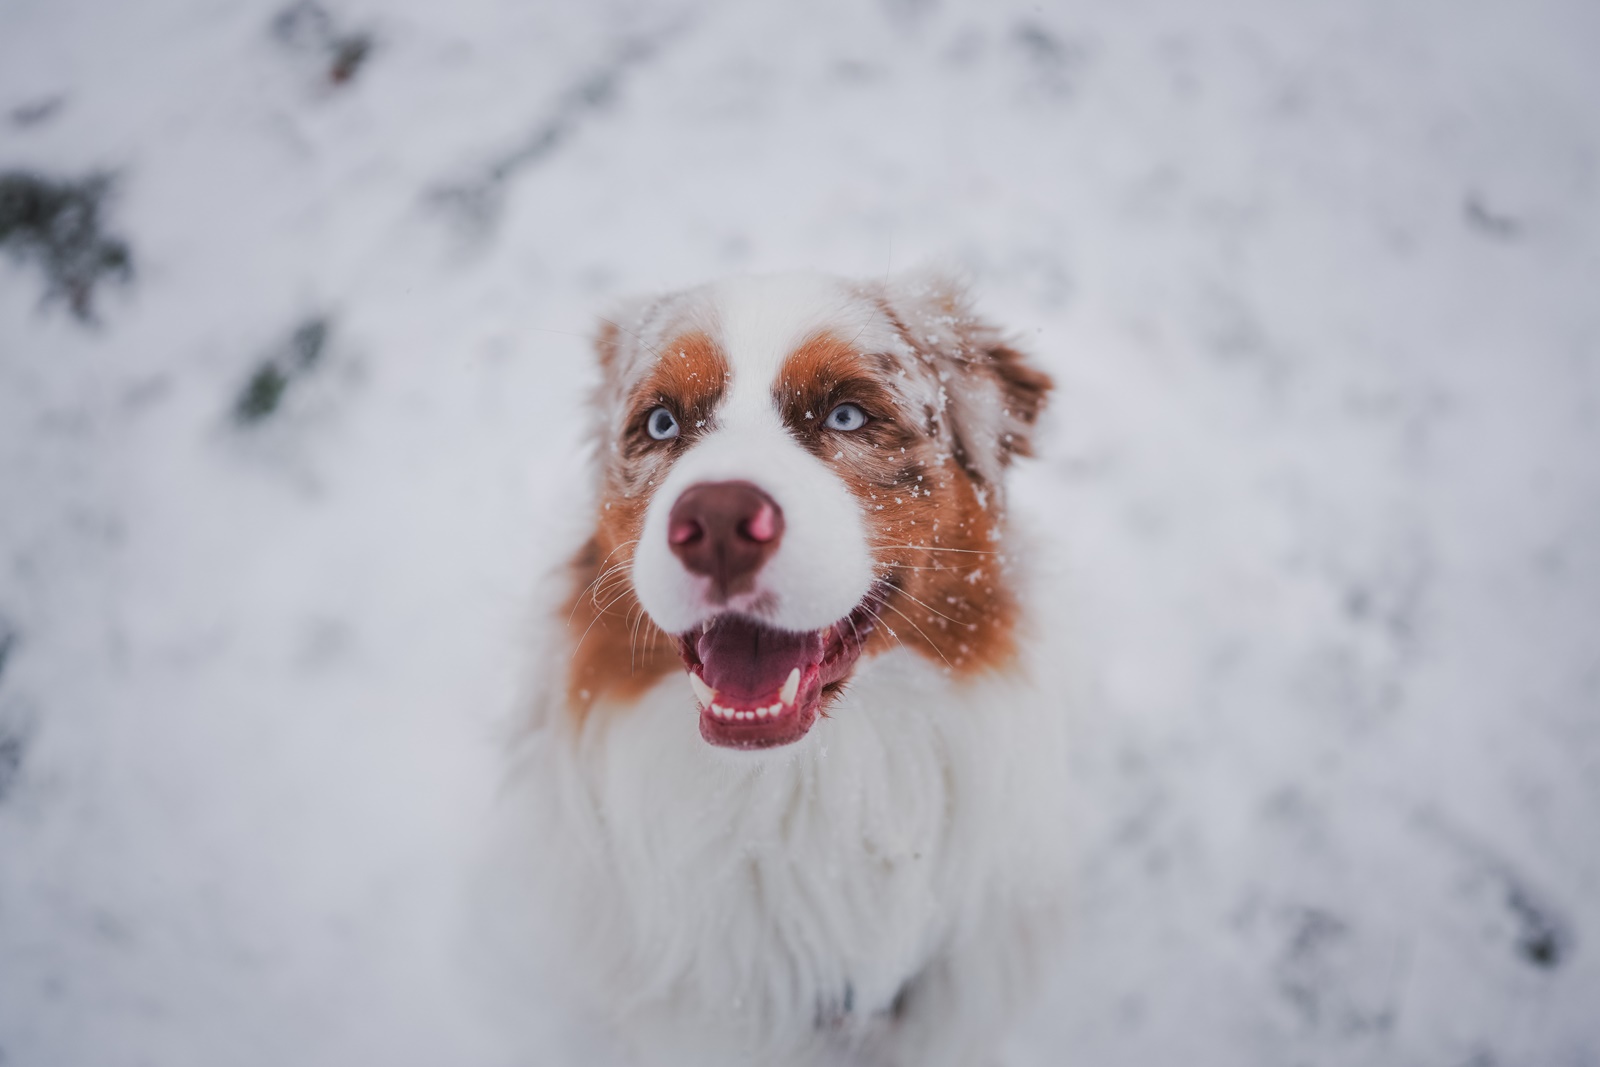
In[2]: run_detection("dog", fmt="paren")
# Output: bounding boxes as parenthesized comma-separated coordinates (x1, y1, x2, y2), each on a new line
(492, 270, 1074, 1067)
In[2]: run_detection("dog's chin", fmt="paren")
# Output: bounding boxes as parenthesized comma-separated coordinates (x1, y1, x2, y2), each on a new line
(674, 591, 883, 750)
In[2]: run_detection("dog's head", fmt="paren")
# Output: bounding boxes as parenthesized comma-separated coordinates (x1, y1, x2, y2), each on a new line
(564, 271, 1051, 749)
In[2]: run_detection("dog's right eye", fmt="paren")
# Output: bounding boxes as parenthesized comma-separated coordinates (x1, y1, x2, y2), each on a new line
(646, 406, 681, 441)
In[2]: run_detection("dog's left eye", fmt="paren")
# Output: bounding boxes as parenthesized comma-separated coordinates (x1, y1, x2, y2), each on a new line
(646, 407, 680, 441)
(825, 403, 867, 431)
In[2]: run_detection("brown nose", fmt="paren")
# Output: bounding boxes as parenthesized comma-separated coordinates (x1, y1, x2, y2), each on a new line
(667, 481, 784, 600)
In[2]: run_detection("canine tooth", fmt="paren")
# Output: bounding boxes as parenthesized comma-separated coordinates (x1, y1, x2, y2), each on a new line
(779, 668, 800, 706)
(689, 673, 716, 708)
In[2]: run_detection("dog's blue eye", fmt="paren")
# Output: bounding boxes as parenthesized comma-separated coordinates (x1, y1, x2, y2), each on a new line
(646, 407, 680, 440)
(825, 403, 867, 431)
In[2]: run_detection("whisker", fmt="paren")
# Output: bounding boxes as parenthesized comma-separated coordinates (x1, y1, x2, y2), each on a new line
(844, 609, 863, 649)
(872, 559, 960, 574)
(627, 601, 647, 672)
(574, 575, 630, 624)
(582, 551, 640, 602)
(891, 586, 966, 627)
(868, 542, 999, 556)
(565, 540, 640, 625)
(567, 585, 635, 664)
(875, 598, 954, 670)
(589, 585, 635, 620)
(596, 538, 641, 568)
(587, 565, 635, 606)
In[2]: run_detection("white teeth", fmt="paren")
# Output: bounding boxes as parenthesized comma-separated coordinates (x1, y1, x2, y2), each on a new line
(779, 668, 801, 706)
(705, 700, 790, 723)
(689, 673, 716, 708)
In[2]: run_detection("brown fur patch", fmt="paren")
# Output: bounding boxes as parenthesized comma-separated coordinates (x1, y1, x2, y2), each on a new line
(776, 331, 1023, 678)
(988, 343, 1052, 461)
(564, 536, 678, 719)
(564, 330, 730, 722)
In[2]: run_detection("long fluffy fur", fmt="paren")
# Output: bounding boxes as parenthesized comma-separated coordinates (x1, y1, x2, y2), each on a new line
(479, 271, 1074, 1067)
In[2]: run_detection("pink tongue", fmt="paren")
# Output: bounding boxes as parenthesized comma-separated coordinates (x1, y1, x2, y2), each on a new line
(696, 617, 823, 703)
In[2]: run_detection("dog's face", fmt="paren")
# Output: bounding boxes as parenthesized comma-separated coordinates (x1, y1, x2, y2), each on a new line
(564, 272, 1050, 749)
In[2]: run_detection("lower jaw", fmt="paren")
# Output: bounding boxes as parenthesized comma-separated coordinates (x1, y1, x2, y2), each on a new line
(698, 699, 819, 749)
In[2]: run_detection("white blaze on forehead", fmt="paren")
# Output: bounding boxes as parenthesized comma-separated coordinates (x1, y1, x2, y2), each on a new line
(710, 272, 877, 419)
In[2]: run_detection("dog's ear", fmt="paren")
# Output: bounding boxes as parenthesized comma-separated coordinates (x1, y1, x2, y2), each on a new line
(591, 295, 656, 388)
(878, 270, 1052, 489)
(588, 294, 670, 430)
(593, 317, 624, 379)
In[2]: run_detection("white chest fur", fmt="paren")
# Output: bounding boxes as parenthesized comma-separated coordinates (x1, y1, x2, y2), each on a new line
(487, 643, 1072, 1067)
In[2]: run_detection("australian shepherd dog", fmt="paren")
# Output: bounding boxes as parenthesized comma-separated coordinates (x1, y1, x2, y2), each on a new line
(489, 271, 1074, 1067)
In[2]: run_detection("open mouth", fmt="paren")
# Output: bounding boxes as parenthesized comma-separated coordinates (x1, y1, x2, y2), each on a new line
(675, 594, 882, 750)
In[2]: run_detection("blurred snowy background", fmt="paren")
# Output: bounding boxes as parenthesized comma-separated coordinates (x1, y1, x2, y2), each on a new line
(2, 0, 1598, 1064)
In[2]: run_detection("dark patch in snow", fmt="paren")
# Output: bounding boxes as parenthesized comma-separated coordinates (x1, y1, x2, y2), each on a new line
(1231, 895, 1404, 1043)
(887, 975, 913, 1020)
(328, 35, 373, 85)
(10, 96, 65, 128)
(1506, 881, 1570, 969)
(271, 1, 375, 87)
(1463, 195, 1519, 241)
(1275, 907, 1353, 1027)
(1418, 810, 1577, 971)
(233, 316, 332, 424)
(0, 729, 24, 803)
(0, 629, 27, 800)
(429, 23, 688, 238)
(0, 171, 133, 322)
(1341, 551, 1429, 652)
(0, 621, 15, 687)
(1011, 21, 1088, 98)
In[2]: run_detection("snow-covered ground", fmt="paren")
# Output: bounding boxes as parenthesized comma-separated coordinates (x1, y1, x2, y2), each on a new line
(2, 0, 1597, 1063)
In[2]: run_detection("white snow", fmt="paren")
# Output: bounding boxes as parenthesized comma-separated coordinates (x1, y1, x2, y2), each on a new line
(2, 0, 1597, 1064)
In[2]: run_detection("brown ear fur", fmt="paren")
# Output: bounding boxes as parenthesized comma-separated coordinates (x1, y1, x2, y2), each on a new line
(987, 342, 1053, 463)
(879, 272, 1052, 486)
